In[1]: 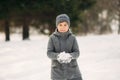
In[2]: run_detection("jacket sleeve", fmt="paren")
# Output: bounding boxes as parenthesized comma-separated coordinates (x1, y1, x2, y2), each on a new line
(47, 36, 59, 60)
(70, 36, 80, 59)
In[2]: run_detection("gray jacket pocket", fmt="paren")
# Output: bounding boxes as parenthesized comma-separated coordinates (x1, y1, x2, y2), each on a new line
(69, 59, 77, 67)
(52, 60, 61, 68)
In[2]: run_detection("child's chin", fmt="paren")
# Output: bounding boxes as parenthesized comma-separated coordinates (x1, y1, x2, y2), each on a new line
(60, 30, 66, 32)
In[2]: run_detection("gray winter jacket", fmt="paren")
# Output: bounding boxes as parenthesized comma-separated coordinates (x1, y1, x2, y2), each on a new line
(47, 29, 82, 79)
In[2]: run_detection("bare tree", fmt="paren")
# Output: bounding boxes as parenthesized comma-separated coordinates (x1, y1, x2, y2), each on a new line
(22, 16, 30, 40)
(118, 0, 120, 34)
(4, 19, 10, 41)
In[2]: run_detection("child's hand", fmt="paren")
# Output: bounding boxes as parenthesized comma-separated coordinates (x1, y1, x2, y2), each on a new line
(57, 52, 72, 63)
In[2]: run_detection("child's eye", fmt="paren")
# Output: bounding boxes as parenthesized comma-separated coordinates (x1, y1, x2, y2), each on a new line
(59, 24, 62, 26)
(64, 24, 67, 26)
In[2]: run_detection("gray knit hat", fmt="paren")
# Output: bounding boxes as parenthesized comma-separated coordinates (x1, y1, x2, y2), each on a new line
(56, 14, 70, 27)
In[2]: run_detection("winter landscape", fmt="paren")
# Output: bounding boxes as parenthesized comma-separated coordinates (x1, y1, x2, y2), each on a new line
(0, 0, 120, 80)
(0, 33, 120, 80)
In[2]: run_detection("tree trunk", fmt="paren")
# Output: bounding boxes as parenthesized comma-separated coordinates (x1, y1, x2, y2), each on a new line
(49, 24, 55, 35)
(83, 21, 89, 35)
(4, 19, 10, 41)
(22, 18, 29, 40)
(118, 0, 120, 34)
(118, 10, 120, 34)
(118, 20, 120, 34)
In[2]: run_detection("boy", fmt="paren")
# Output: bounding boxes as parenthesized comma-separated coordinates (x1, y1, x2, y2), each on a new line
(47, 14, 82, 80)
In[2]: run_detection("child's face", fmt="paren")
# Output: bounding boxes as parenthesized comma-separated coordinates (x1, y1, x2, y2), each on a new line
(57, 21, 69, 33)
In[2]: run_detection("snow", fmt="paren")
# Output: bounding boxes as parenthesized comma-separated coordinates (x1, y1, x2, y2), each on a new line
(0, 34, 120, 80)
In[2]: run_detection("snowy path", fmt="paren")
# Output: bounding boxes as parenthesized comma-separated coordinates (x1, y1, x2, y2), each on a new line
(0, 34, 120, 80)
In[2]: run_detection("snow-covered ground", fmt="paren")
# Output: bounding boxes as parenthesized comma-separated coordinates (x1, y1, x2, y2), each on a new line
(0, 34, 120, 80)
